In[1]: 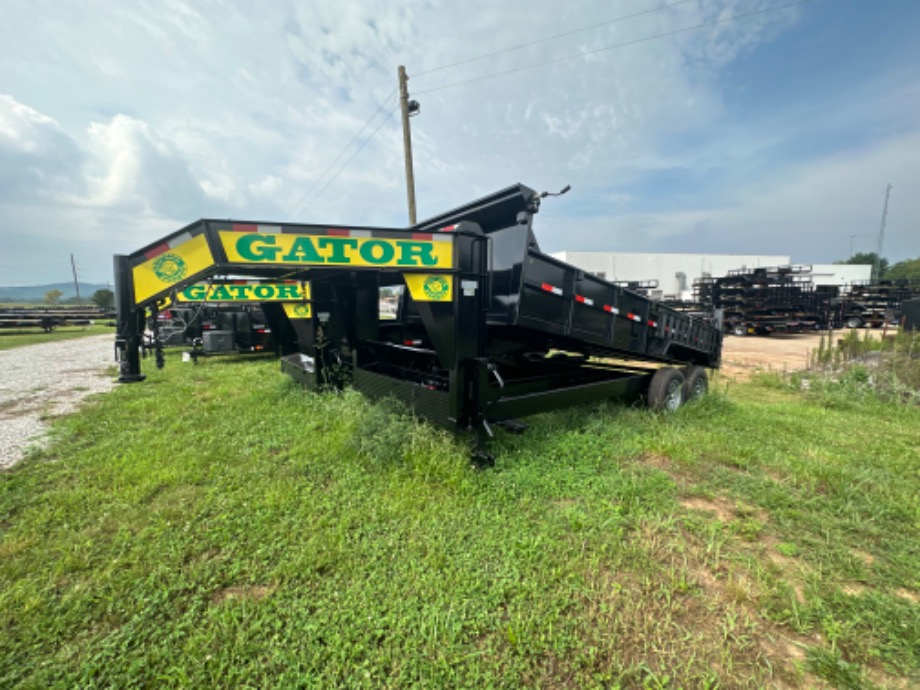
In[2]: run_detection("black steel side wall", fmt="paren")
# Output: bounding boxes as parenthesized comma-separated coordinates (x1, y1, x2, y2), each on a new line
(488, 372, 651, 420)
(354, 369, 452, 428)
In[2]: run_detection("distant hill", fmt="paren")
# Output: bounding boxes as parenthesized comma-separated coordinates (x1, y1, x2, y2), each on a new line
(0, 282, 111, 303)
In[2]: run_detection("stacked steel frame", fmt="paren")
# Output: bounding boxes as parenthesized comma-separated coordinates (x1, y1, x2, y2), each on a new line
(707, 265, 823, 335)
(838, 280, 920, 328)
(0, 306, 115, 331)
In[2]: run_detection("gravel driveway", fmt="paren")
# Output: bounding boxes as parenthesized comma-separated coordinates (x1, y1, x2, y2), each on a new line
(0, 334, 116, 469)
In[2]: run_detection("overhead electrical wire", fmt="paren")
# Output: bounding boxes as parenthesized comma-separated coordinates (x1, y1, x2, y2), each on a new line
(287, 89, 397, 218)
(296, 108, 399, 217)
(295, 0, 812, 209)
(414, 0, 814, 96)
(290, 1, 696, 212)
(413, 0, 699, 77)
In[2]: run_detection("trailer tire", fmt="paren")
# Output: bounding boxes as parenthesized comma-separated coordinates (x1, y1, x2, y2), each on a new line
(683, 366, 708, 402)
(845, 316, 862, 329)
(647, 367, 685, 412)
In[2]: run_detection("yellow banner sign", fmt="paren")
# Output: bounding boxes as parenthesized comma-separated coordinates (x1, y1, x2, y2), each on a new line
(282, 302, 313, 319)
(177, 282, 309, 302)
(404, 274, 453, 302)
(220, 232, 453, 269)
(133, 234, 215, 304)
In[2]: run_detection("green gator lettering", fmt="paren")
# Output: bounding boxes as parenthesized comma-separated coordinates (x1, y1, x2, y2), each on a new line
(182, 284, 206, 300)
(359, 240, 396, 265)
(236, 234, 282, 261)
(210, 285, 233, 301)
(282, 237, 325, 263)
(317, 237, 359, 264)
(397, 241, 437, 266)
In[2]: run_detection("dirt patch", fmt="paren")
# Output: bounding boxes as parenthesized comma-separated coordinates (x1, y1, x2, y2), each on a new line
(761, 633, 807, 662)
(719, 328, 888, 381)
(720, 333, 823, 380)
(865, 668, 915, 689)
(211, 584, 273, 605)
(638, 453, 674, 471)
(850, 549, 875, 567)
(840, 582, 868, 597)
(679, 495, 737, 523)
(894, 587, 918, 604)
(631, 453, 707, 494)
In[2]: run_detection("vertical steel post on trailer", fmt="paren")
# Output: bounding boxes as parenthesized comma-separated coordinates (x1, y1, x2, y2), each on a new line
(113, 254, 145, 383)
(449, 229, 493, 461)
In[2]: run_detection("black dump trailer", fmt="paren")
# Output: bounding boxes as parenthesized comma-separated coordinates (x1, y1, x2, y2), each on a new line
(114, 184, 721, 463)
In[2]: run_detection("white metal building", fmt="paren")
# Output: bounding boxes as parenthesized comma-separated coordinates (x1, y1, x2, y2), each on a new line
(807, 264, 872, 287)
(548, 252, 873, 299)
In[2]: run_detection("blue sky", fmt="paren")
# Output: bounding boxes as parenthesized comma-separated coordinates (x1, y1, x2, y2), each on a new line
(1, 0, 918, 285)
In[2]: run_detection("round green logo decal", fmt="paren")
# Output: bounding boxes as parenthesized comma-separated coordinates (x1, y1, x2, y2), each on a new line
(293, 303, 310, 316)
(423, 275, 449, 300)
(152, 252, 188, 284)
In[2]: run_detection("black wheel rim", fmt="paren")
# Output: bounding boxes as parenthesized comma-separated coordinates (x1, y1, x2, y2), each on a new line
(665, 380, 683, 412)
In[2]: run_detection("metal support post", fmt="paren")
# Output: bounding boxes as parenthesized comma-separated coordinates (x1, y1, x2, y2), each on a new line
(113, 254, 145, 383)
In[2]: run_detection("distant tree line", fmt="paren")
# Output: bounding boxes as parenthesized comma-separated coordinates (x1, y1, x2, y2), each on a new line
(835, 252, 920, 282)
(41, 288, 114, 309)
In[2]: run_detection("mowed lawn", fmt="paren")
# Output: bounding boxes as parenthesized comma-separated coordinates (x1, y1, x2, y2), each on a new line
(1, 354, 917, 689)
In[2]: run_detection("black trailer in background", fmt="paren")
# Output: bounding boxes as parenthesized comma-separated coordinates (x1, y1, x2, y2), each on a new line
(902, 298, 920, 331)
(689, 270, 920, 336)
(115, 184, 721, 462)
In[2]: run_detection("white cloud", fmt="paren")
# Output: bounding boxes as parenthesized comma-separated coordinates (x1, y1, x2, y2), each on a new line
(0, 95, 84, 202)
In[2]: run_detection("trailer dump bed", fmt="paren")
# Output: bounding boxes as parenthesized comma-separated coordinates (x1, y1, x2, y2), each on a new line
(115, 183, 721, 462)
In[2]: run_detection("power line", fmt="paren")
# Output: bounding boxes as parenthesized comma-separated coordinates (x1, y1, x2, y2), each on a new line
(297, 108, 398, 217)
(286, 1, 694, 215)
(414, 0, 698, 78)
(287, 89, 397, 218)
(415, 0, 813, 96)
(289, 0, 811, 214)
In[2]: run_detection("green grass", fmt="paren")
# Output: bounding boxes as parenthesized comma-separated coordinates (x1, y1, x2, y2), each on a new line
(1, 356, 918, 689)
(0, 324, 114, 351)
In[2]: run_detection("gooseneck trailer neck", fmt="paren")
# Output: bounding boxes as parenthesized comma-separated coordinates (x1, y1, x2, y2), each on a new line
(115, 183, 722, 463)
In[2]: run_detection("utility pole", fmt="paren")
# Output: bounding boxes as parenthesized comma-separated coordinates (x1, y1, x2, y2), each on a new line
(849, 234, 855, 257)
(873, 184, 892, 282)
(70, 253, 81, 305)
(398, 65, 418, 225)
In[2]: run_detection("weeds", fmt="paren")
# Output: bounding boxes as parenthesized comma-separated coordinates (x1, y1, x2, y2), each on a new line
(804, 329, 920, 405)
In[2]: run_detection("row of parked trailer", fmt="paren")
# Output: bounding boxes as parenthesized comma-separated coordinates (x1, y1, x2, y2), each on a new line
(663, 267, 919, 336)
(0, 306, 115, 332)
